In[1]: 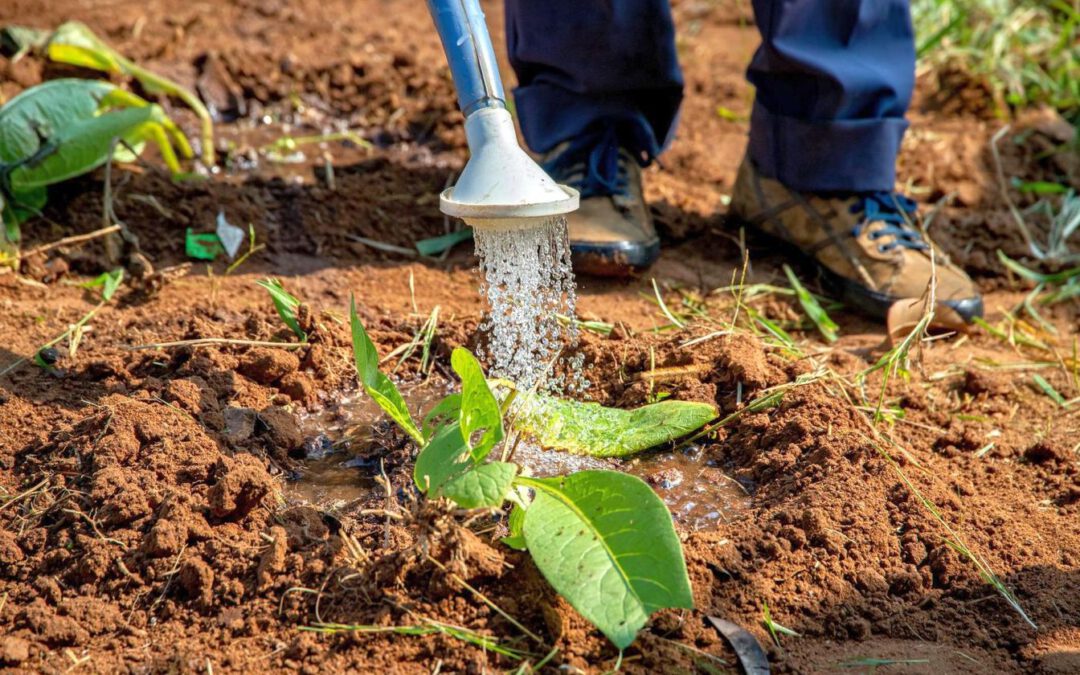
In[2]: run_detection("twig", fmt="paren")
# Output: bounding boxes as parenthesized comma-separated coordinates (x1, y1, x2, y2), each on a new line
(124, 338, 309, 351)
(425, 554, 545, 645)
(990, 125, 1042, 259)
(22, 225, 122, 259)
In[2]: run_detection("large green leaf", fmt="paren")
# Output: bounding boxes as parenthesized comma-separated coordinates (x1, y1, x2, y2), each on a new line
(349, 297, 423, 445)
(0, 78, 114, 165)
(441, 461, 517, 509)
(513, 395, 717, 457)
(451, 348, 503, 461)
(520, 471, 693, 649)
(9, 105, 156, 190)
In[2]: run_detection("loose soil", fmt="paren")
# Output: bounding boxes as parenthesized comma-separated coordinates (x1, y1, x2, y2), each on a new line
(1, 1, 1079, 673)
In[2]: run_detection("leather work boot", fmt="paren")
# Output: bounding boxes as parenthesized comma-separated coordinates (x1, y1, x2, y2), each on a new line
(729, 157, 983, 327)
(542, 129, 659, 277)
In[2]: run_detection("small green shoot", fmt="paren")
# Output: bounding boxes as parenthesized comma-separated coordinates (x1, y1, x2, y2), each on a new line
(257, 278, 307, 341)
(761, 600, 800, 648)
(1032, 374, 1068, 407)
(1, 269, 124, 376)
(78, 268, 124, 301)
(415, 228, 473, 256)
(783, 264, 839, 343)
(556, 314, 614, 337)
(836, 657, 930, 670)
(261, 130, 372, 162)
(224, 225, 264, 275)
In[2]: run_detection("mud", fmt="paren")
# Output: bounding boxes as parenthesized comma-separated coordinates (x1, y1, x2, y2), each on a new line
(1, 0, 1079, 673)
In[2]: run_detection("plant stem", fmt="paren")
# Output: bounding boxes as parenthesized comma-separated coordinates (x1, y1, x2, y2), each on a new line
(22, 224, 122, 258)
(124, 338, 309, 351)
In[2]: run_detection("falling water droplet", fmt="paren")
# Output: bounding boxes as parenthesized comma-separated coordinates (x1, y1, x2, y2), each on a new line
(471, 215, 586, 393)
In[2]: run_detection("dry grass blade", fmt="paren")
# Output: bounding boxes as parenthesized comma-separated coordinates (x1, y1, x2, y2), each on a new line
(864, 434, 1037, 629)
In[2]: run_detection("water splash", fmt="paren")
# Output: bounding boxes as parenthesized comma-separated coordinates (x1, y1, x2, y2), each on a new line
(472, 216, 586, 393)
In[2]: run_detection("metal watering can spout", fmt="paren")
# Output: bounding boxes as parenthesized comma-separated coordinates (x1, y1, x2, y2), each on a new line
(425, 0, 578, 230)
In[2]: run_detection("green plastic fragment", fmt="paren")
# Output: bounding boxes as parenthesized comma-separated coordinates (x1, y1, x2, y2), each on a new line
(185, 228, 224, 260)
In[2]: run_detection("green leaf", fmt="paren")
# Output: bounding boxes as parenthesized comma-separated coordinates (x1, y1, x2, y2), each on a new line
(415, 229, 472, 256)
(451, 348, 504, 461)
(257, 278, 307, 341)
(349, 296, 423, 444)
(783, 264, 838, 343)
(9, 106, 156, 191)
(1032, 374, 1068, 407)
(413, 422, 471, 493)
(0, 78, 161, 191)
(512, 394, 716, 458)
(46, 22, 123, 73)
(997, 250, 1080, 285)
(1010, 178, 1068, 195)
(520, 471, 693, 649)
(1, 186, 46, 242)
(501, 503, 527, 550)
(422, 393, 461, 442)
(0, 78, 114, 165)
(79, 268, 124, 301)
(441, 461, 517, 509)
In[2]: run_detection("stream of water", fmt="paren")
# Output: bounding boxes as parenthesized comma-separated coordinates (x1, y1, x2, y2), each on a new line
(471, 216, 586, 394)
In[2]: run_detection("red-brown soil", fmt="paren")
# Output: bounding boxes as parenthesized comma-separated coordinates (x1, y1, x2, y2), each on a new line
(1, 1, 1079, 673)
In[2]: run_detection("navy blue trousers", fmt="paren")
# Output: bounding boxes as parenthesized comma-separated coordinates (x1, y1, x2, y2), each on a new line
(505, 0, 915, 192)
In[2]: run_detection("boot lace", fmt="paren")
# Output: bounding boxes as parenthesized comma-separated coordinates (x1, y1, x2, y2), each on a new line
(849, 192, 928, 253)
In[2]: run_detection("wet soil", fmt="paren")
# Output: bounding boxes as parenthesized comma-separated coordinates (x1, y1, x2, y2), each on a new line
(1, 0, 1079, 673)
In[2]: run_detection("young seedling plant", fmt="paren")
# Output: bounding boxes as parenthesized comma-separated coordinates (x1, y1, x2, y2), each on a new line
(348, 297, 720, 649)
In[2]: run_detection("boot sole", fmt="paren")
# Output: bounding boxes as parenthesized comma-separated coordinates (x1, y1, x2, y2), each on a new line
(570, 238, 661, 278)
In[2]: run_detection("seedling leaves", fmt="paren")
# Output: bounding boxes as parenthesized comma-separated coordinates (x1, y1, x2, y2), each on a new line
(513, 395, 716, 457)
(349, 296, 423, 444)
(422, 393, 461, 441)
(413, 422, 471, 493)
(258, 278, 307, 341)
(520, 471, 693, 649)
(78, 268, 124, 301)
(441, 461, 517, 509)
(451, 347, 504, 461)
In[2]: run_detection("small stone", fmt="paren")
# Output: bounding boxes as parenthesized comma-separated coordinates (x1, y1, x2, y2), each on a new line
(0, 636, 30, 665)
(239, 349, 300, 385)
(223, 406, 257, 443)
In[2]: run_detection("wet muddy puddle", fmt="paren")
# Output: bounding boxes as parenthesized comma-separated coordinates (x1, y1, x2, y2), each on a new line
(288, 385, 750, 531)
